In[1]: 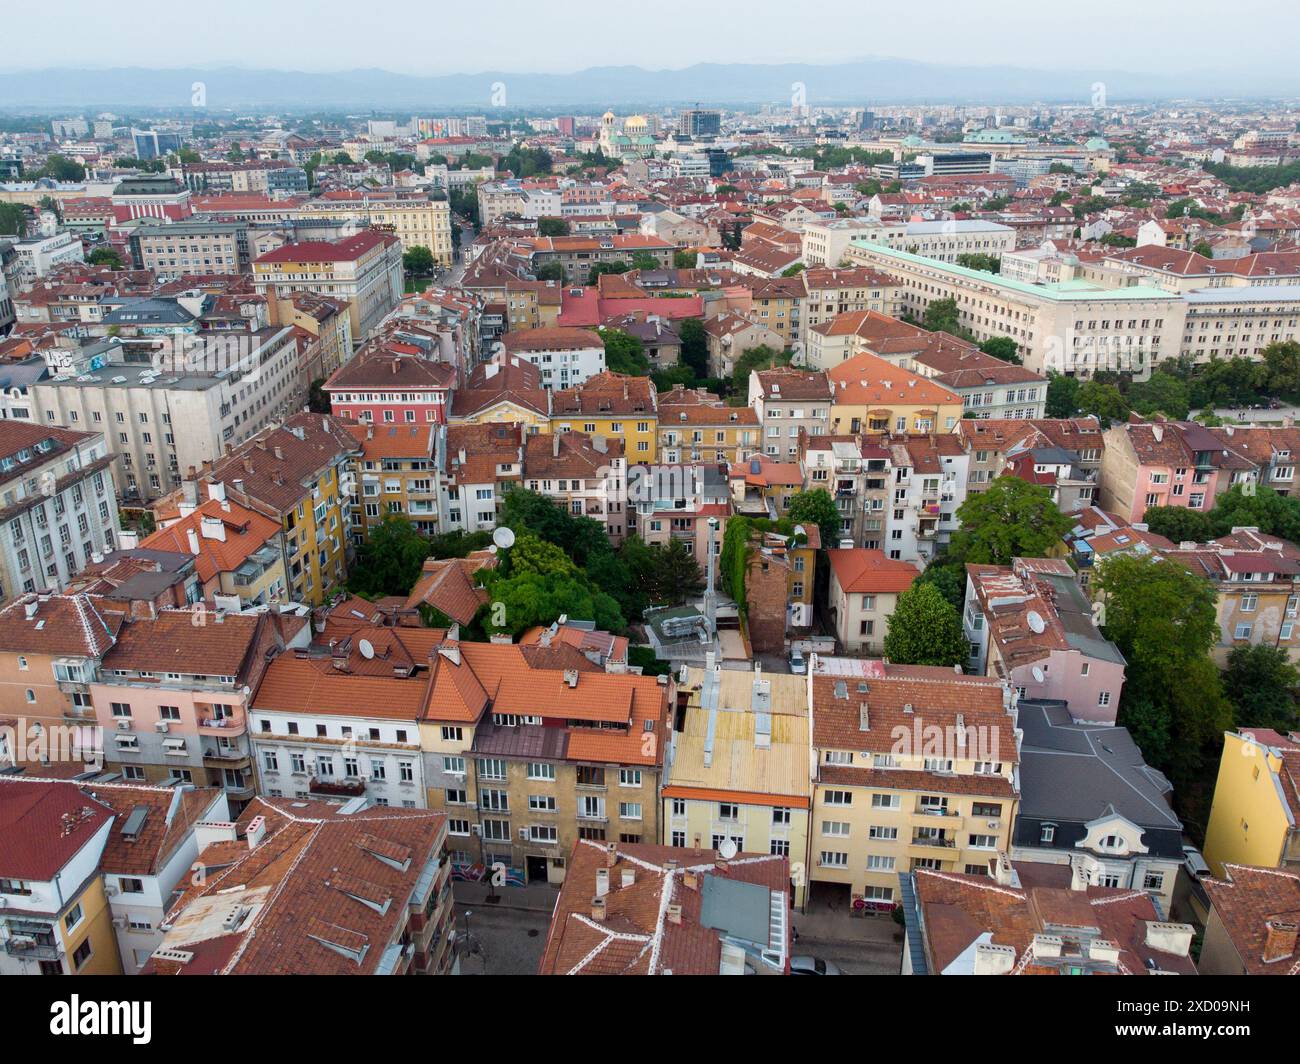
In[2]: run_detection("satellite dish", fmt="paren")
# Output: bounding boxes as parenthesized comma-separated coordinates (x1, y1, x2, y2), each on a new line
(1026, 611, 1046, 635)
(1031, 665, 1045, 684)
(358, 639, 375, 660)
(718, 838, 738, 860)
(492, 527, 516, 550)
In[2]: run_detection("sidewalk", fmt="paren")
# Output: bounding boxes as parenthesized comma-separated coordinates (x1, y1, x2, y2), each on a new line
(452, 878, 561, 914)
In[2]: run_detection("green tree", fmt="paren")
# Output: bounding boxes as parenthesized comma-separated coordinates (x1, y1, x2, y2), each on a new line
(402, 245, 435, 276)
(307, 378, 330, 414)
(1192, 240, 1213, 258)
(921, 297, 974, 341)
(956, 252, 1001, 274)
(538, 217, 569, 237)
(1262, 340, 1300, 404)
(677, 317, 709, 379)
(1076, 380, 1130, 426)
(1222, 644, 1300, 731)
(600, 328, 649, 376)
(1140, 506, 1212, 544)
(673, 250, 698, 269)
(649, 539, 705, 605)
(35, 154, 85, 181)
(730, 344, 789, 395)
(1207, 483, 1300, 542)
(915, 558, 966, 611)
(785, 488, 840, 546)
(882, 582, 967, 667)
(978, 336, 1021, 365)
(1045, 372, 1080, 418)
(950, 477, 1072, 566)
(535, 262, 565, 282)
(348, 515, 435, 597)
(1128, 370, 1190, 420)
(631, 252, 661, 272)
(86, 247, 125, 269)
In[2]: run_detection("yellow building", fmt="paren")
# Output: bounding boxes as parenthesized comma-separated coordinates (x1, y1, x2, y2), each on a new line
(344, 422, 438, 541)
(449, 358, 552, 432)
(294, 193, 454, 266)
(827, 351, 965, 436)
(550, 372, 659, 462)
(657, 386, 761, 464)
(663, 663, 812, 906)
(196, 413, 360, 607)
(808, 657, 1020, 911)
(1202, 728, 1300, 877)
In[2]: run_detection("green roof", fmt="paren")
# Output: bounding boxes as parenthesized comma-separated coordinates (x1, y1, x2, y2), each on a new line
(848, 241, 1181, 303)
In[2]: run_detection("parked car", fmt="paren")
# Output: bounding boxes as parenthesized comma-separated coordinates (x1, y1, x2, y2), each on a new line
(789, 649, 807, 674)
(790, 955, 841, 975)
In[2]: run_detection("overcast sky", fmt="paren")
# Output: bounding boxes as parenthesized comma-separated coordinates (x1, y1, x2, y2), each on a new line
(5, 0, 1294, 78)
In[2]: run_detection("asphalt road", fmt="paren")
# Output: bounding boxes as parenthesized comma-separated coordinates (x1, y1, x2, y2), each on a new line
(452, 903, 551, 975)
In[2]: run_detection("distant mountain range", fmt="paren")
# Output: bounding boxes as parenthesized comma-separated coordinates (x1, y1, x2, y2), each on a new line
(0, 58, 1285, 112)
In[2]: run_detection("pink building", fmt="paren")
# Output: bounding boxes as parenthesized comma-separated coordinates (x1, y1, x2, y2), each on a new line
(325, 349, 457, 426)
(964, 558, 1127, 725)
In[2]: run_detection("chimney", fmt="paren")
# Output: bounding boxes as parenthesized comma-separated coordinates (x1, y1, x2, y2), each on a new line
(186, 528, 202, 555)
(23, 599, 38, 620)
(245, 815, 267, 850)
(973, 942, 1017, 976)
(621, 868, 635, 889)
(595, 868, 610, 898)
(590, 896, 607, 922)
(991, 852, 1018, 887)
(605, 842, 618, 868)
(666, 903, 683, 925)
(1144, 922, 1195, 957)
(207, 481, 227, 504)
(117, 530, 140, 550)
(200, 516, 227, 542)
(1263, 919, 1299, 964)
(194, 820, 239, 848)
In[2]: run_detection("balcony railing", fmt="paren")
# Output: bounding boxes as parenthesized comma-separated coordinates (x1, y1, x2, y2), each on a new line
(309, 776, 366, 798)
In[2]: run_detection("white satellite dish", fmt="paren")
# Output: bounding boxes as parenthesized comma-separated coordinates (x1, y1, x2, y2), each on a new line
(1031, 665, 1045, 684)
(1026, 611, 1046, 635)
(718, 838, 738, 860)
(358, 639, 375, 660)
(492, 527, 516, 550)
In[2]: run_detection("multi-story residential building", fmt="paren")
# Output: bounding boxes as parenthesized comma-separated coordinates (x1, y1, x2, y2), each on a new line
(657, 386, 759, 465)
(324, 349, 457, 427)
(957, 416, 1105, 502)
(801, 267, 904, 335)
(807, 656, 1021, 912)
(522, 431, 627, 542)
(1099, 418, 1257, 524)
(93, 608, 305, 808)
(537, 838, 791, 975)
(799, 434, 892, 546)
(143, 797, 455, 975)
(1200, 863, 1300, 975)
(138, 484, 288, 607)
(449, 357, 551, 431)
(344, 422, 438, 541)
(729, 453, 805, 521)
(965, 558, 1126, 724)
(900, 860, 1197, 975)
(702, 313, 786, 378)
(745, 276, 806, 346)
(1160, 528, 1300, 664)
(296, 191, 455, 266)
(1011, 700, 1184, 914)
(516, 234, 676, 284)
(1202, 728, 1300, 878)
(882, 433, 969, 563)
(501, 327, 606, 389)
(1208, 424, 1300, 498)
(550, 372, 659, 462)
(30, 327, 304, 504)
(748, 367, 833, 460)
(844, 241, 1185, 375)
(252, 231, 404, 343)
(128, 221, 242, 278)
(250, 626, 440, 808)
(0, 422, 119, 602)
(5, 232, 85, 284)
(439, 422, 523, 535)
(827, 352, 965, 438)
(827, 548, 921, 655)
(661, 662, 811, 904)
(628, 461, 730, 560)
(188, 413, 360, 606)
(417, 638, 672, 887)
(0, 777, 229, 975)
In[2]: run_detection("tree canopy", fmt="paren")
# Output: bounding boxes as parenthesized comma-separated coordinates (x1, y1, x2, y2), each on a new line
(949, 476, 1073, 566)
(883, 582, 968, 667)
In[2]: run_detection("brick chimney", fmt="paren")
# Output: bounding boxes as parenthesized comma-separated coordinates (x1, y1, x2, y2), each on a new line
(590, 896, 607, 923)
(1263, 919, 1299, 964)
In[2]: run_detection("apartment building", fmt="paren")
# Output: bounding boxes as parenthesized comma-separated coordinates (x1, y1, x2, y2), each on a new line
(957, 416, 1105, 505)
(128, 221, 242, 278)
(538, 839, 791, 975)
(799, 435, 888, 546)
(1203, 728, 1300, 877)
(844, 241, 1184, 376)
(344, 422, 438, 540)
(325, 349, 457, 427)
(703, 313, 786, 378)
(1200, 864, 1300, 975)
(144, 798, 455, 975)
(252, 231, 404, 342)
(827, 352, 965, 438)
(522, 431, 627, 542)
(1010, 700, 1184, 914)
(745, 276, 806, 346)
(520, 234, 676, 285)
(92, 608, 304, 808)
(748, 367, 833, 460)
(881, 434, 969, 563)
(501, 326, 606, 389)
(550, 372, 659, 462)
(901, 860, 1196, 975)
(800, 267, 903, 335)
(418, 638, 672, 887)
(192, 413, 360, 606)
(449, 357, 551, 431)
(657, 386, 759, 465)
(439, 422, 523, 535)
(628, 462, 730, 560)
(30, 327, 304, 504)
(1099, 419, 1256, 525)
(808, 656, 1021, 911)
(0, 422, 120, 603)
(965, 558, 1126, 724)
(827, 548, 921, 655)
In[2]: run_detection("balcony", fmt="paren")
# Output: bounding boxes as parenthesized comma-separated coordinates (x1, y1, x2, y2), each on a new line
(197, 707, 246, 736)
(913, 809, 962, 831)
(202, 743, 250, 764)
(309, 776, 366, 798)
